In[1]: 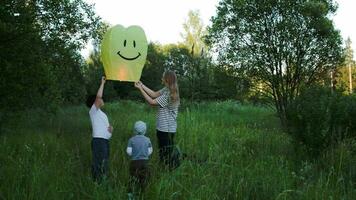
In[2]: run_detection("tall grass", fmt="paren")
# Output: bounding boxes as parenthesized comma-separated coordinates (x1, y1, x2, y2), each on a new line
(0, 100, 355, 199)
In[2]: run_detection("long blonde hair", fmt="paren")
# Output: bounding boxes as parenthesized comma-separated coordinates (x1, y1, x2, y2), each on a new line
(163, 70, 180, 105)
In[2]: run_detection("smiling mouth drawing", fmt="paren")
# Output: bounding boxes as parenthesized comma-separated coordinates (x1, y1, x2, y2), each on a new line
(117, 51, 141, 60)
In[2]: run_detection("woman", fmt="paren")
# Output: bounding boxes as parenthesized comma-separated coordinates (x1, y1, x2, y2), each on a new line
(134, 70, 180, 169)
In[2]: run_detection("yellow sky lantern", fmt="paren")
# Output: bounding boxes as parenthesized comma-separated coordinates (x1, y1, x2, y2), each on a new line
(101, 25, 148, 82)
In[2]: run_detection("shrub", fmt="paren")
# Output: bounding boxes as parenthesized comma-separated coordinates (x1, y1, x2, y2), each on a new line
(287, 85, 356, 156)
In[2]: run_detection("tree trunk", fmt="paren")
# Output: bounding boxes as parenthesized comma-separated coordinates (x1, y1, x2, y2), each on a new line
(349, 64, 353, 94)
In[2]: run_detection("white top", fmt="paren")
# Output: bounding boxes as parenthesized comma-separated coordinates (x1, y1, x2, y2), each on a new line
(89, 104, 112, 140)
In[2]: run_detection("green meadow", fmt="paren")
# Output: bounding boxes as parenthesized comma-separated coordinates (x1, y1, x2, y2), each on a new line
(0, 101, 355, 199)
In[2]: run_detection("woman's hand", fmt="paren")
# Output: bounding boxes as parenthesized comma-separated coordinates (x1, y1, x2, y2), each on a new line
(108, 125, 113, 133)
(134, 81, 142, 89)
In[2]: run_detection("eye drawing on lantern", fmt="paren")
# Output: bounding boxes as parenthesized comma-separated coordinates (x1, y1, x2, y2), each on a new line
(117, 40, 141, 61)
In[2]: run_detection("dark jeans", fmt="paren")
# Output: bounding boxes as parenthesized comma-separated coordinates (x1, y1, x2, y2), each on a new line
(91, 138, 109, 182)
(156, 130, 175, 167)
(128, 160, 150, 194)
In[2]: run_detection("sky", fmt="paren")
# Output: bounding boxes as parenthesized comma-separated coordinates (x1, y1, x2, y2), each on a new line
(82, 0, 356, 59)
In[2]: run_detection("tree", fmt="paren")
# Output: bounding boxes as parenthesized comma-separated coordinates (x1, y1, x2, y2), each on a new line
(0, 0, 100, 131)
(141, 43, 167, 91)
(179, 10, 220, 99)
(180, 10, 208, 56)
(335, 38, 355, 93)
(164, 44, 194, 99)
(207, 0, 343, 126)
(36, 0, 100, 105)
(84, 22, 119, 101)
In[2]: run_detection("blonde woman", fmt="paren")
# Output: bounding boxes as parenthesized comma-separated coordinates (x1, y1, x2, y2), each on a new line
(135, 70, 180, 168)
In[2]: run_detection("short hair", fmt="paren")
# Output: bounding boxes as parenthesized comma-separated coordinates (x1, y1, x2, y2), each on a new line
(86, 95, 97, 108)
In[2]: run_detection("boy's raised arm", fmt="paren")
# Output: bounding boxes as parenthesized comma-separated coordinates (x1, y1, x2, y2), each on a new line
(94, 76, 106, 108)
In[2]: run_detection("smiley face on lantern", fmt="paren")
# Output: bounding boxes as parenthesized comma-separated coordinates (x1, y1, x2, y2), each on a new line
(101, 25, 148, 82)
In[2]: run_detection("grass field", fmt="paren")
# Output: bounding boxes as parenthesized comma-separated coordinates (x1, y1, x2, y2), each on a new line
(0, 100, 355, 199)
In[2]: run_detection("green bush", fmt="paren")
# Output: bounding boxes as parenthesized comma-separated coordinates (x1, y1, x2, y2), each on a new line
(332, 94, 356, 139)
(287, 86, 356, 156)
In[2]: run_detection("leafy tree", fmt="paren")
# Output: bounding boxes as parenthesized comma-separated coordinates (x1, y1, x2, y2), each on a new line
(141, 43, 167, 91)
(207, 0, 343, 126)
(1, 0, 57, 113)
(162, 44, 193, 97)
(84, 22, 119, 101)
(210, 65, 240, 100)
(0, 0, 100, 129)
(180, 10, 207, 56)
(335, 37, 356, 93)
(287, 85, 356, 156)
(179, 10, 223, 100)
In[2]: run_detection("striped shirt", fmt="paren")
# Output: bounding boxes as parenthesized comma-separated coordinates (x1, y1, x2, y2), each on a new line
(155, 87, 179, 133)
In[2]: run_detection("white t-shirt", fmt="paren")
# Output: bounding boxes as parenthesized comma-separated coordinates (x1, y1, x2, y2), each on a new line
(89, 104, 112, 140)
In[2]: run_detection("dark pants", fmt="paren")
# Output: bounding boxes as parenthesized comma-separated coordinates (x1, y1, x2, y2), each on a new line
(156, 130, 175, 167)
(128, 160, 150, 194)
(91, 138, 109, 182)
